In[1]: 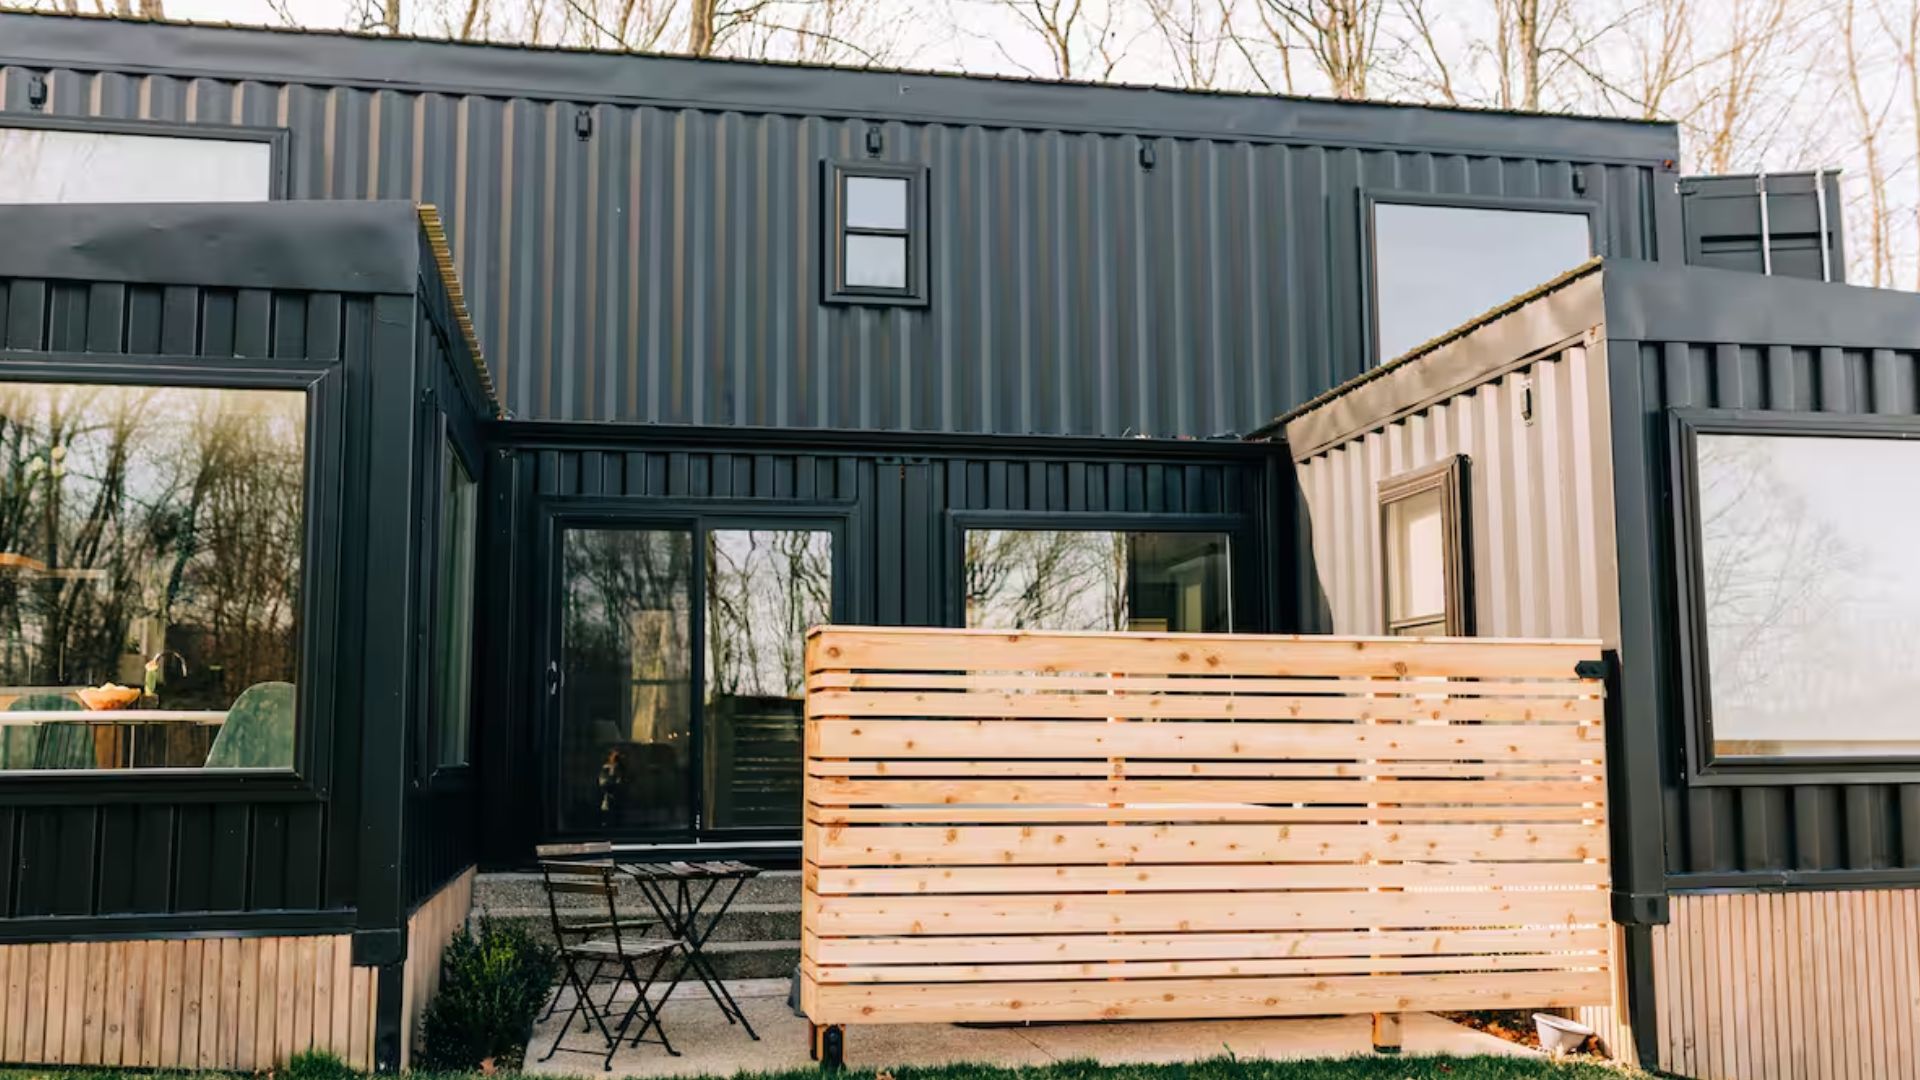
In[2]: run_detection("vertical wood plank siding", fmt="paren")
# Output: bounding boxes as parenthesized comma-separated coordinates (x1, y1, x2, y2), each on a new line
(1293, 342, 1618, 642)
(0, 275, 365, 924)
(1623, 340, 1920, 881)
(400, 868, 475, 1069)
(1650, 889, 1920, 1080)
(0, 935, 377, 1070)
(0, 40, 1671, 433)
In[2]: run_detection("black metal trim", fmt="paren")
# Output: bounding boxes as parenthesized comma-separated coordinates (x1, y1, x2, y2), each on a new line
(0, 908, 355, 943)
(821, 159, 931, 308)
(1359, 188, 1602, 367)
(0, 354, 344, 799)
(1668, 868, 1920, 891)
(1668, 407, 1920, 785)
(0, 110, 293, 200)
(494, 418, 1279, 460)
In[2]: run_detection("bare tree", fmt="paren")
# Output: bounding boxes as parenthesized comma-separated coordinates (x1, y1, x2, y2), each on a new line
(1842, 0, 1895, 285)
(1145, 0, 1235, 89)
(1249, 0, 1382, 99)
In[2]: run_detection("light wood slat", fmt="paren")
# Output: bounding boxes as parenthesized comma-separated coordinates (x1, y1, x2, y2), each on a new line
(804, 888, 1609, 935)
(807, 925, 1613, 965)
(3, 945, 25, 1063)
(814, 951, 1606, 983)
(806, 627, 1603, 678)
(811, 821, 1608, 866)
(809, 689, 1601, 722)
(809, 671, 1599, 696)
(1649, 889, 1920, 1080)
(803, 628, 1612, 1035)
(810, 777, 1605, 806)
(811, 860, 1611, 895)
(809, 758, 1603, 779)
(804, 968, 1613, 1023)
(812, 718, 1598, 761)
(808, 802, 1603, 825)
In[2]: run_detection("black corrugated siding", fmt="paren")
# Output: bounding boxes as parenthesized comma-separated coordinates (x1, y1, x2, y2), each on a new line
(1627, 340, 1920, 881)
(0, 276, 364, 920)
(0, 59, 1673, 435)
(477, 432, 1283, 860)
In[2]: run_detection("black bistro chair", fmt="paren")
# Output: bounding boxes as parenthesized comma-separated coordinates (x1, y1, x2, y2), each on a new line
(533, 842, 658, 1019)
(536, 848, 683, 1068)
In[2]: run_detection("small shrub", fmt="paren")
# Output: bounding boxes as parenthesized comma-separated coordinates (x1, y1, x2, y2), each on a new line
(281, 1049, 359, 1080)
(417, 916, 559, 1071)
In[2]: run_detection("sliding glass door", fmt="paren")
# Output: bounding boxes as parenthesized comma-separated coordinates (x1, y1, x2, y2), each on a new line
(548, 515, 838, 843)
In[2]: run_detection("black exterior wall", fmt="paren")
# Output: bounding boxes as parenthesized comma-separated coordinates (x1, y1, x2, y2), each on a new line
(0, 201, 486, 968)
(1601, 261, 1920, 892)
(0, 12, 1684, 437)
(475, 423, 1287, 863)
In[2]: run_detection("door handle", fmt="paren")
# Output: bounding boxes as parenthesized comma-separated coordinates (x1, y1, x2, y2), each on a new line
(546, 660, 562, 696)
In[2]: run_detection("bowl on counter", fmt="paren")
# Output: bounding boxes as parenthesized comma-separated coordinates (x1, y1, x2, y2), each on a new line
(76, 685, 141, 711)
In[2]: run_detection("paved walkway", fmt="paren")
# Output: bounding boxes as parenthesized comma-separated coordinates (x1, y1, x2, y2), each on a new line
(524, 978, 1535, 1077)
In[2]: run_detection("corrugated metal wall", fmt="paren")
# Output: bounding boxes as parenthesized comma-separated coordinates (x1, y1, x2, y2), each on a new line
(0, 275, 366, 922)
(1620, 339, 1920, 880)
(1292, 341, 1617, 641)
(0, 19, 1677, 435)
(478, 431, 1281, 858)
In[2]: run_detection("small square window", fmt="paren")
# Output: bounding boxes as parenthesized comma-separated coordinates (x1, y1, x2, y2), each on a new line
(823, 161, 929, 306)
(845, 234, 908, 289)
(845, 176, 908, 231)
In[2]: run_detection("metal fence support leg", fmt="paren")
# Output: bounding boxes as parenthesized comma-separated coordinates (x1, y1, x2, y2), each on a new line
(1372, 1013, 1402, 1054)
(813, 1023, 844, 1071)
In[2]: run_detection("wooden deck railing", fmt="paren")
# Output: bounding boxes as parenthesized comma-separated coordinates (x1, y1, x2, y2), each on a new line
(799, 628, 1614, 1065)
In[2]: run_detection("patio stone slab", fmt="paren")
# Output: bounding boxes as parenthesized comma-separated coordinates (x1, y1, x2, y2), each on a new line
(522, 978, 1536, 1078)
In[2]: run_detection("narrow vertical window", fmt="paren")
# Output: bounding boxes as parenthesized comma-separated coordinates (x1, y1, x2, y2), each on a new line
(1378, 456, 1471, 636)
(823, 161, 929, 306)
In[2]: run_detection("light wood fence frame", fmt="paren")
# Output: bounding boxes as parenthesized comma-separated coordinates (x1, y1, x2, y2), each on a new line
(800, 627, 1617, 1061)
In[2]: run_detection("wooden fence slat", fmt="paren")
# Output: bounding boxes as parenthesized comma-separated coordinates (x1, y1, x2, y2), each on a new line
(801, 628, 1613, 1036)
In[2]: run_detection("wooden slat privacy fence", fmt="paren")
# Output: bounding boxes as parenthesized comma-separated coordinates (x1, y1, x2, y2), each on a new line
(800, 628, 1615, 1049)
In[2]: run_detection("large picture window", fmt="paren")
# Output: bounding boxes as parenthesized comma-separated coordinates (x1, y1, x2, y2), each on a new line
(1680, 414, 1920, 765)
(1371, 199, 1592, 363)
(0, 381, 305, 771)
(963, 529, 1231, 632)
(0, 121, 277, 204)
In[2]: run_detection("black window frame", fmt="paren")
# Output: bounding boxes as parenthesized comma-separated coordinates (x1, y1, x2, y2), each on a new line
(1361, 190, 1601, 366)
(821, 159, 930, 307)
(944, 510, 1249, 632)
(0, 113, 293, 201)
(420, 409, 484, 784)
(0, 353, 343, 800)
(533, 497, 852, 844)
(1671, 407, 1920, 785)
(1377, 455, 1473, 637)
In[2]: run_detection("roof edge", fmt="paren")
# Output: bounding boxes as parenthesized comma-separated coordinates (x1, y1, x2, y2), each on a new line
(0, 12, 1682, 164)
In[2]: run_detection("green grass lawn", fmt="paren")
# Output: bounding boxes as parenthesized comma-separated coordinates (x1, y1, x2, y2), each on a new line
(0, 1055, 1631, 1080)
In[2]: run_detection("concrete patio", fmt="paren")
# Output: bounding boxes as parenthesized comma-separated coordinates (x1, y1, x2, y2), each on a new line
(523, 978, 1538, 1077)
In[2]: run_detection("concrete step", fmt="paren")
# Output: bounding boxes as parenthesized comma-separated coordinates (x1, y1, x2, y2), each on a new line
(476, 869, 800, 911)
(473, 914, 797, 981)
(479, 902, 798, 944)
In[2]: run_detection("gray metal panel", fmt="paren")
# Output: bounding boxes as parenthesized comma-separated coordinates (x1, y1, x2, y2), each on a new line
(1680, 171, 1846, 283)
(0, 17, 1680, 433)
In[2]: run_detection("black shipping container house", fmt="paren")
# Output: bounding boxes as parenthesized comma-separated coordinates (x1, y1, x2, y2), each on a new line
(0, 10, 1906, 1078)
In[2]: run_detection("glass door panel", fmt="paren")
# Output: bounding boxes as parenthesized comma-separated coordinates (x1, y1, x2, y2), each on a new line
(702, 529, 833, 832)
(556, 527, 694, 837)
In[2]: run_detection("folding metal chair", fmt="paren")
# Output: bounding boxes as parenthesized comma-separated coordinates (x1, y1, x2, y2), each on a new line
(536, 857, 683, 1069)
(532, 842, 657, 1023)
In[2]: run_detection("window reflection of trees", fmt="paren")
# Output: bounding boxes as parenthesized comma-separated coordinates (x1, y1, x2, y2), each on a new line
(1696, 433, 1920, 755)
(0, 383, 303, 721)
(964, 530, 1230, 633)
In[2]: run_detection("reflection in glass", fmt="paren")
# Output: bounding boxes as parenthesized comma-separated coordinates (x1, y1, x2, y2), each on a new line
(434, 444, 478, 767)
(704, 529, 832, 831)
(1696, 433, 1920, 758)
(0, 382, 305, 770)
(844, 176, 908, 231)
(844, 234, 908, 289)
(0, 128, 274, 204)
(964, 531, 1230, 632)
(1372, 202, 1590, 361)
(1385, 487, 1446, 635)
(559, 528, 692, 833)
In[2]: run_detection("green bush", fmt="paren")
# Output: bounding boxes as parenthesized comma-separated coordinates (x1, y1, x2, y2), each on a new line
(281, 1049, 358, 1080)
(417, 916, 559, 1071)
